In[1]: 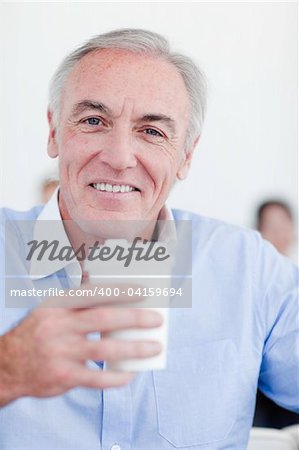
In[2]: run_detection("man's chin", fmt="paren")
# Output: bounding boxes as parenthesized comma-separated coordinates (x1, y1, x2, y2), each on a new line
(71, 209, 138, 239)
(74, 210, 158, 241)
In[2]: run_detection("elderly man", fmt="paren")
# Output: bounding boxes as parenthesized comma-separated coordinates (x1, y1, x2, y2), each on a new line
(0, 29, 298, 450)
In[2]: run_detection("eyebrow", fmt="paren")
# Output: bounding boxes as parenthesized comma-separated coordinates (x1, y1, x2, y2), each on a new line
(71, 100, 112, 117)
(138, 114, 176, 135)
(71, 100, 177, 135)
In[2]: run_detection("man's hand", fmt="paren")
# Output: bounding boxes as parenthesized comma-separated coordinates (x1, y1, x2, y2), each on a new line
(0, 288, 163, 407)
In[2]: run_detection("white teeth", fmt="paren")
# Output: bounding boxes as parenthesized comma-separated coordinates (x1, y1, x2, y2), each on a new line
(92, 183, 136, 193)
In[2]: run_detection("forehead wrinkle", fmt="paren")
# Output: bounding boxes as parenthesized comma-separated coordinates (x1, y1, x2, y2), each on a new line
(104, 97, 133, 120)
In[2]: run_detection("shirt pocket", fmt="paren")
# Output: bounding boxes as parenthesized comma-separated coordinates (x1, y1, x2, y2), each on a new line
(153, 339, 238, 448)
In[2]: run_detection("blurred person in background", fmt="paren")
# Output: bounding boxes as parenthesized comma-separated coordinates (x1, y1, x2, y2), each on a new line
(40, 177, 59, 204)
(253, 199, 299, 429)
(256, 200, 297, 262)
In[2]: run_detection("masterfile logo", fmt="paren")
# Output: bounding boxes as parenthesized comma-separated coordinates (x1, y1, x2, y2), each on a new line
(26, 237, 170, 267)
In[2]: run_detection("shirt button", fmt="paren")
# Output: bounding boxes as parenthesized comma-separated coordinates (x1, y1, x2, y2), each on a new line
(110, 445, 121, 450)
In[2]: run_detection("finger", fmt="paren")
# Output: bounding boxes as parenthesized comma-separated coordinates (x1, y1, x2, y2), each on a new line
(79, 338, 162, 362)
(72, 307, 163, 334)
(75, 366, 136, 389)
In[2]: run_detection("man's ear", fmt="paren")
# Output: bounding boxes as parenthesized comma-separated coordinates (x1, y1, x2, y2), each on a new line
(176, 135, 200, 180)
(47, 110, 59, 158)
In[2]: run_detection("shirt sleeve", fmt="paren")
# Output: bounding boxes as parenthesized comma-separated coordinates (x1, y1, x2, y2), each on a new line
(255, 237, 299, 412)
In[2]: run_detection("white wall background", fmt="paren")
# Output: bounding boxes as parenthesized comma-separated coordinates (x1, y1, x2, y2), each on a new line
(0, 1, 297, 227)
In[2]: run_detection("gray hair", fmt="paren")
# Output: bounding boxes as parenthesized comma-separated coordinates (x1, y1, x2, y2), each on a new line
(49, 28, 207, 149)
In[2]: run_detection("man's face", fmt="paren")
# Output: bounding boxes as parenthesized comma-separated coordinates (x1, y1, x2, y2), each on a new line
(48, 49, 196, 225)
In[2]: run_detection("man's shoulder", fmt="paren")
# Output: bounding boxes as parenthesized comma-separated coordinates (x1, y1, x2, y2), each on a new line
(0, 205, 44, 242)
(172, 209, 298, 290)
(172, 208, 259, 240)
(0, 205, 43, 222)
(171, 208, 270, 263)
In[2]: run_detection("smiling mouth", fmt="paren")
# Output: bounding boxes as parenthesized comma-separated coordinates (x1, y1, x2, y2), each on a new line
(90, 183, 140, 193)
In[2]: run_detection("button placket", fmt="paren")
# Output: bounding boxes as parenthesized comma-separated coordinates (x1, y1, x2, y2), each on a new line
(101, 380, 132, 450)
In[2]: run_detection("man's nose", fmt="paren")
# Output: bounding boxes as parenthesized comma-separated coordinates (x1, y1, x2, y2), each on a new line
(99, 125, 137, 170)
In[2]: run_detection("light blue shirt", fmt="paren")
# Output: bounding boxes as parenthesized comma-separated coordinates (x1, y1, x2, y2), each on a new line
(0, 195, 298, 450)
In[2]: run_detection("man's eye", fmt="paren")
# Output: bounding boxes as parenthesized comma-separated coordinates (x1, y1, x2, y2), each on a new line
(84, 117, 102, 126)
(143, 128, 163, 137)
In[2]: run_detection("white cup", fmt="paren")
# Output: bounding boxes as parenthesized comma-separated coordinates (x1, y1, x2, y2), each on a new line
(106, 304, 169, 371)
(84, 238, 171, 371)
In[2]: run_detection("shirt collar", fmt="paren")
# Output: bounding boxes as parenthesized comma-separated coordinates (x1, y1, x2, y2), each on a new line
(29, 187, 81, 280)
(29, 187, 176, 280)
